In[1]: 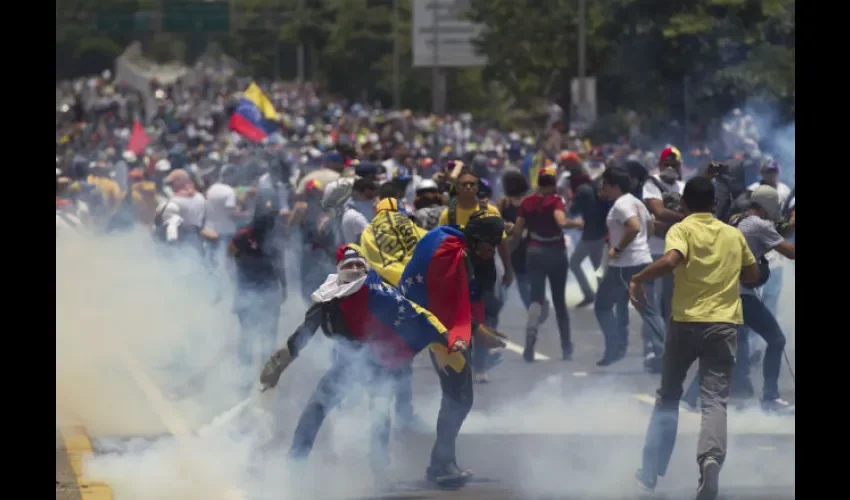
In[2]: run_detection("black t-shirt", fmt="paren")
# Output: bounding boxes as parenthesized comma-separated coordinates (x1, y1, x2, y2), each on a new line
(569, 181, 608, 241)
(231, 228, 280, 290)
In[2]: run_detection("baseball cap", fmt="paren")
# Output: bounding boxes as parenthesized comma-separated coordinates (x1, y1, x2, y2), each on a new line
(750, 185, 781, 221)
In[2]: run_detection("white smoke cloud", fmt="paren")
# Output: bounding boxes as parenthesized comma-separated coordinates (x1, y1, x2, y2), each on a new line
(58, 229, 794, 500)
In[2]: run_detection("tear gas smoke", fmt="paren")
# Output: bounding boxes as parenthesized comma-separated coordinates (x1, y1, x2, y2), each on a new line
(58, 229, 794, 500)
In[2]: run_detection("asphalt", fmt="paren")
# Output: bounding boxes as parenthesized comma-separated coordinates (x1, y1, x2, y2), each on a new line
(56, 261, 796, 500)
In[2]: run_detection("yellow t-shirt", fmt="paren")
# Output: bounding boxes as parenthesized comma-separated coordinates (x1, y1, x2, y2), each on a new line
(438, 202, 507, 239)
(665, 213, 756, 324)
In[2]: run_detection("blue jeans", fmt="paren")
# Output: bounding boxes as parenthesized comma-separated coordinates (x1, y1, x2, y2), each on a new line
(643, 254, 673, 356)
(594, 264, 667, 360)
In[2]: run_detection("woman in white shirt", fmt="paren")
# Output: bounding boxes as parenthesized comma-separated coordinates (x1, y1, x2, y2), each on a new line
(595, 167, 667, 368)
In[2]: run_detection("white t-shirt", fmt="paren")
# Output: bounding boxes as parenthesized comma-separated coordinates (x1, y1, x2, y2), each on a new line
(341, 206, 370, 244)
(170, 192, 207, 229)
(642, 174, 685, 255)
(606, 193, 653, 268)
(205, 183, 238, 236)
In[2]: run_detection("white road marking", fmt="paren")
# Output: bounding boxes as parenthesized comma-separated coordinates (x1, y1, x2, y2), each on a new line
(573, 371, 588, 377)
(502, 340, 552, 360)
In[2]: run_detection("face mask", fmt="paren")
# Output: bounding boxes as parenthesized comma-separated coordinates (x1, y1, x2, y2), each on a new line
(659, 166, 679, 184)
(338, 269, 367, 284)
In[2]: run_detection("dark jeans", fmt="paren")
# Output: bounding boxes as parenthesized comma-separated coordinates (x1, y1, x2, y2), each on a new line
(641, 322, 737, 481)
(594, 264, 666, 359)
(289, 346, 403, 469)
(288, 346, 473, 470)
(526, 245, 572, 353)
(394, 360, 415, 421)
(643, 254, 674, 356)
(683, 294, 786, 404)
(428, 348, 474, 467)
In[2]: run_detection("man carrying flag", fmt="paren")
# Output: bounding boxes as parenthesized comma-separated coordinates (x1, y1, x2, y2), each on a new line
(229, 82, 281, 143)
(399, 211, 509, 487)
(259, 245, 468, 485)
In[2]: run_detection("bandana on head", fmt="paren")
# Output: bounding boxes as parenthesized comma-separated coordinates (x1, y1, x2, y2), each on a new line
(311, 245, 370, 302)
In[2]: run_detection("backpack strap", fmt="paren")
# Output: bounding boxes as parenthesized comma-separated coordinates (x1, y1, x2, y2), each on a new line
(448, 197, 457, 225)
(647, 176, 669, 194)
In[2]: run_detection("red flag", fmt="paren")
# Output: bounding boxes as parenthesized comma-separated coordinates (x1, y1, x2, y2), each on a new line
(126, 120, 150, 156)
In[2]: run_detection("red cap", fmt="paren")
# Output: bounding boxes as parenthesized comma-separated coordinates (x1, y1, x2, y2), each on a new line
(659, 146, 682, 164)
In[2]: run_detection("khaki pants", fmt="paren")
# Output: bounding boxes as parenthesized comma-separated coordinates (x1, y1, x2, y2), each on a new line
(640, 321, 737, 479)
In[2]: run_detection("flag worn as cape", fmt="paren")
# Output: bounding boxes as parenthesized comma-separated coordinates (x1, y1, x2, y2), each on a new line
(357, 202, 428, 287)
(400, 226, 473, 372)
(337, 270, 447, 369)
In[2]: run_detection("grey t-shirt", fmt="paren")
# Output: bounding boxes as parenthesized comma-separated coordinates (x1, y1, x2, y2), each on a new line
(736, 215, 784, 295)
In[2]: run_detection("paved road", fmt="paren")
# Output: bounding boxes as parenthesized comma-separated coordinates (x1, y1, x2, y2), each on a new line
(56, 261, 796, 500)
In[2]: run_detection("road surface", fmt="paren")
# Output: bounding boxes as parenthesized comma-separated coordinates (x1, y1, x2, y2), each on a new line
(56, 262, 796, 500)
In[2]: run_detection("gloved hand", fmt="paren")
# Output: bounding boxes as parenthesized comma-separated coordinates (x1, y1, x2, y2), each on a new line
(259, 346, 294, 391)
(474, 324, 508, 349)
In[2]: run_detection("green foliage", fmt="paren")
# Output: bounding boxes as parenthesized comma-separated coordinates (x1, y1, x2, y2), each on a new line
(56, 0, 794, 123)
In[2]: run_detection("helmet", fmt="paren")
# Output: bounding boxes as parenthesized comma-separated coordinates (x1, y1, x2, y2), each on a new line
(463, 212, 504, 247)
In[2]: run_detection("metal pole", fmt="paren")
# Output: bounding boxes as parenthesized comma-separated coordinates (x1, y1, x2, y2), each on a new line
(393, 0, 401, 109)
(578, 0, 587, 104)
(431, 1, 440, 113)
(296, 0, 305, 83)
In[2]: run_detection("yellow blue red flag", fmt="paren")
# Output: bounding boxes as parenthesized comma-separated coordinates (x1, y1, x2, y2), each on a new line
(229, 82, 280, 143)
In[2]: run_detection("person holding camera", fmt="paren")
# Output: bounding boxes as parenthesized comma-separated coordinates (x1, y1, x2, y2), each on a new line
(681, 184, 795, 413)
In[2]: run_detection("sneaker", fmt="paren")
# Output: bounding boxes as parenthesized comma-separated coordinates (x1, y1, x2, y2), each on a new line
(426, 462, 473, 488)
(634, 469, 657, 493)
(761, 397, 794, 414)
(696, 458, 720, 500)
(474, 372, 490, 384)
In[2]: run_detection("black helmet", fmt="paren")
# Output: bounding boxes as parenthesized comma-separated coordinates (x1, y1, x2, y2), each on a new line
(463, 211, 504, 247)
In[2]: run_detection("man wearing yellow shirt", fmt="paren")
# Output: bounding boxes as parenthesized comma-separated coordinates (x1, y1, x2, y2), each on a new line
(439, 168, 513, 383)
(628, 176, 759, 500)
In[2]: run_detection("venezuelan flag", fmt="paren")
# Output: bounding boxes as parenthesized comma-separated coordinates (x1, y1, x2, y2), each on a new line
(337, 270, 448, 368)
(228, 82, 280, 143)
(400, 226, 473, 352)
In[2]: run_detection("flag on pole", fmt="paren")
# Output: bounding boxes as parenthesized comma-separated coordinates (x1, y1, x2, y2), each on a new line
(229, 82, 280, 143)
(126, 120, 150, 155)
